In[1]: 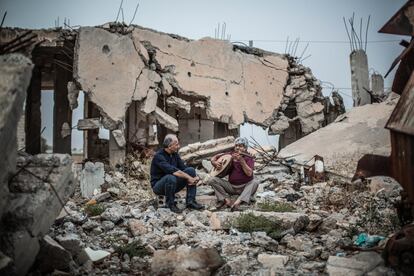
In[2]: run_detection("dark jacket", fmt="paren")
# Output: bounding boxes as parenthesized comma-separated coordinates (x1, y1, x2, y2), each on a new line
(150, 149, 186, 187)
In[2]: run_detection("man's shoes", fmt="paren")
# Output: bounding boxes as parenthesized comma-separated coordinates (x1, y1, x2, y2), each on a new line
(215, 201, 227, 210)
(169, 204, 183, 213)
(186, 201, 204, 210)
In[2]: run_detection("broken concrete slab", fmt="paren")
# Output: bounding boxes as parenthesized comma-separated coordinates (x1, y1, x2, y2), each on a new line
(140, 88, 158, 114)
(278, 95, 398, 178)
(258, 254, 289, 270)
(111, 129, 126, 148)
(0, 54, 33, 219)
(77, 118, 101, 130)
(166, 96, 191, 114)
(36, 235, 72, 273)
(80, 162, 105, 198)
(151, 246, 224, 275)
(77, 247, 110, 264)
(161, 77, 173, 95)
(179, 136, 235, 165)
(56, 233, 83, 256)
(210, 211, 309, 233)
(326, 252, 383, 275)
(154, 106, 178, 132)
(74, 27, 146, 123)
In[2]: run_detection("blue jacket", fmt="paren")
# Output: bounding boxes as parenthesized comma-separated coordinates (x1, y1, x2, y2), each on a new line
(150, 149, 187, 187)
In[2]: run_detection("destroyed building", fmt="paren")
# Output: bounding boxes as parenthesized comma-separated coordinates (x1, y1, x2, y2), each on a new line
(0, 23, 345, 168)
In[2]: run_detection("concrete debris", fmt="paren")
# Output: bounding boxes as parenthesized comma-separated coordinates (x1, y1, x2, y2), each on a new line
(140, 88, 158, 114)
(55, 233, 83, 256)
(278, 95, 398, 178)
(269, 114, 290, 134)
(154, 106, 179, 132)
(326, 252, 384, 275)
(67, 81, 79, 110)
(0, 251, 12, 271)
(77, 118, 101, 130)
(0, 54, 33, 220)
(151, 246, 224, 275)
(36, 235, 72, 273)
(257, 254, 289, 270)
(179, 136, 235, 165)
(77, 247, 110, 264)
(111, 129, 126, 148)
(80, 162, 105, 198)
(166, 96, 191, 114)
(74, 27, 145, 123)
(72, 25, 337, 145)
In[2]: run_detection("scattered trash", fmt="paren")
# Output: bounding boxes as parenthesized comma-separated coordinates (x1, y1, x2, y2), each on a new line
(354, 233, 385, 248)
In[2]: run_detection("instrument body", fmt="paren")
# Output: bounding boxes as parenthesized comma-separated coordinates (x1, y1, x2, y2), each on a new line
(209, 151, 253, 178)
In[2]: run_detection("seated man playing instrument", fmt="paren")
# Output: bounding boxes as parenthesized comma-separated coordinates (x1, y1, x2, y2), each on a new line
(206, 137, 259, 211)
(150, 134, 204, 213)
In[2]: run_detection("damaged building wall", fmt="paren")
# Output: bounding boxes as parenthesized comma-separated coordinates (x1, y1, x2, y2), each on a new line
(0, 53, 76, 275)
(278, 94, 398, 178)
(73, 24, 343, 155)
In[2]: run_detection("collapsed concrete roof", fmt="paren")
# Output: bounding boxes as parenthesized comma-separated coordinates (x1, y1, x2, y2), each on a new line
(278, 94, 399, 178)
(73, 24, 334, 133)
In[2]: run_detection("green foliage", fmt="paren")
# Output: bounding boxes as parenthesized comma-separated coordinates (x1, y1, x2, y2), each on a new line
(84, 203, 106, 216)
(257, 200, 295, 212)
(234, 212, 282, 240)
(115, 240, 150, 258)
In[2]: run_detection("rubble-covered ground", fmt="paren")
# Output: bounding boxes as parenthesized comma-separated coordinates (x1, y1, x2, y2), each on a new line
(34, 149, 403, 275)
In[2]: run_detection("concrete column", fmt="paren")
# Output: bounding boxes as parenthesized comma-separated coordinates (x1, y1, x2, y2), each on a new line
(25, 65, 41, 154)
(109, 131, 125, 169)
(53, 53, 72, 154)
(350, 50, 370, 106)
(371, 73, 384, 97)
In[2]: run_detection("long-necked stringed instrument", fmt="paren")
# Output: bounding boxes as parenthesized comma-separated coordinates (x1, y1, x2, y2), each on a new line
(209, 151, 253, 178)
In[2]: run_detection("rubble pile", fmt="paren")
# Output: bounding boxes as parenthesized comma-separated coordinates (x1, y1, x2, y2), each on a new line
(28, 138, 402, 275)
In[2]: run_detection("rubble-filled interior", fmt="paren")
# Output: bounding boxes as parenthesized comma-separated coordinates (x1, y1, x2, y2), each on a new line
(1, 2, 413, 274)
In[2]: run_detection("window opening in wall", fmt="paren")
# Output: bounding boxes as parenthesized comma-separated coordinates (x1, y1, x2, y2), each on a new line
(40, 90, 53, 153)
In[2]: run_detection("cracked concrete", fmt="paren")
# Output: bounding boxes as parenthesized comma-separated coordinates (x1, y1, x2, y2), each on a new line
(73, 25, 342, 146)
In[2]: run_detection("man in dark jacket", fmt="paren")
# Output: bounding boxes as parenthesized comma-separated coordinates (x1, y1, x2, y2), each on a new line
(150, 134, 204, 213)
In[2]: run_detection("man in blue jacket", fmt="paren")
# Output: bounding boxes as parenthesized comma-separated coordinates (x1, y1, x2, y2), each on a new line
(150, 134, 204, 213)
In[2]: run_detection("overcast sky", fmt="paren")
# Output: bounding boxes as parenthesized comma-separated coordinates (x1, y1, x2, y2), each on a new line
(1, 0, 407, 149)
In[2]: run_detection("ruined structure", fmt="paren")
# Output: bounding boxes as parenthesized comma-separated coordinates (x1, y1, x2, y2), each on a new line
(0, 23, 344, 168)
(0, 54, 75, 275)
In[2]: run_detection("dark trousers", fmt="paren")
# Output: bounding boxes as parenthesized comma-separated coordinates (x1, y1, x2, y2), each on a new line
(152, 167, 197, 206)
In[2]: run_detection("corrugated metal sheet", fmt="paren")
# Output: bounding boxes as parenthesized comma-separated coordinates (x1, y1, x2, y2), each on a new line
(390, 41, 414, 94)
(379, 0, 414, 36)
(386, 72, 414, 135)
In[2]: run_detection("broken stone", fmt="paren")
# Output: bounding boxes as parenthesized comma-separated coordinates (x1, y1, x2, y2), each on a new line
(278, 97, 398, 178)
(111, 129, 126, 148)
(270, 115, 290, 134)
(67, 81, 79, 110)
(154, 107, 178, 132)
(151, 246, 224, 275)
(166, 96, 191, 114)
(80, 162, 105, 198)
(257, 254, 289, 270)
(161, 77, 173, 95)
(36, 235, 72, 273)
(179, 136, 235, 165)
(201, 159, 213, 172)
(56, 233, 83, 256)
(140, 88, 158, 114)
(77, 247, 110, 265)
(77, 118, 101, 130)
(100, 205, 123, 223)
(326, 252, 383, 275)
(75, 27, 145, 122)
(60, 122, 71, 138)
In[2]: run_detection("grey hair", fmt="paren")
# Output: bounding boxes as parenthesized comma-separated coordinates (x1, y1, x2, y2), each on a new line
(163, 134, 178, 148)
(235, 137, 249, 148)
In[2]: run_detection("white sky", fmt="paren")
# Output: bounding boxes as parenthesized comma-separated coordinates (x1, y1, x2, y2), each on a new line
(1, 0, 407, 148)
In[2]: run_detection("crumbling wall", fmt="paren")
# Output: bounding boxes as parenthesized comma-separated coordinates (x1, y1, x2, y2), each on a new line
(73, 24, 341, 150)
(0, 53, 75, 275)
